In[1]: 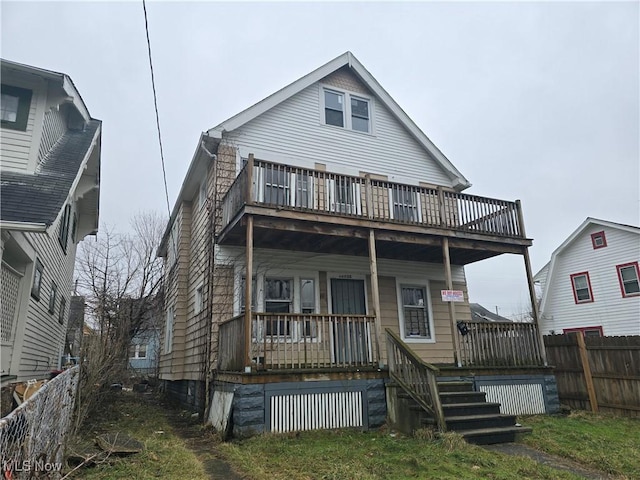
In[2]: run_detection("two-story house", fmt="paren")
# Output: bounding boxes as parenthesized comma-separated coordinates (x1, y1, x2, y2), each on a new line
(0, 59, 101, 387)
(158, 52, 558, 442)
(534, 218, 640, 336)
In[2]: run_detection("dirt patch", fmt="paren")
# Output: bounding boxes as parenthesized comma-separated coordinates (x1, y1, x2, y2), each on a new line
(158, 399, 243, 480)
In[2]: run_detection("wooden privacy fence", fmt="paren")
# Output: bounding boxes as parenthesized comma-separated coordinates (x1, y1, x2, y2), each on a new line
(544, 334, 640, 417)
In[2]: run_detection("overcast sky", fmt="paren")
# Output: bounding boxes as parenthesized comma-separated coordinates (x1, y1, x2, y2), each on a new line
(2, 1, 638, 318)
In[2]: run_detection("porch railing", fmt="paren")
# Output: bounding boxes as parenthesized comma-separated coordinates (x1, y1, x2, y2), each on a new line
(220, 158, 524, 238)
(458, 320, 545, 367)
(217, 313, 378, 371)
(386, 328, 446, 431)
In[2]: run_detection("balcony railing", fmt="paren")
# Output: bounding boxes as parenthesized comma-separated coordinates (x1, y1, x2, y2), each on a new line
(217, 313, 379, 371)
(221, 158, 525, 238)
(458, 320, 546, 367)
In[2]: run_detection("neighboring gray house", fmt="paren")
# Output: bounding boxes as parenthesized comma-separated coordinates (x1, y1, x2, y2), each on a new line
(469, 303, 513, 323)
(129, 323, 160, 377)
(0, 59, 101, 386)
(534, 218, 640, 336)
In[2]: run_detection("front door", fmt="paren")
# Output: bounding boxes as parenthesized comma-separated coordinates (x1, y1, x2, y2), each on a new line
(330, 279, 369, 363)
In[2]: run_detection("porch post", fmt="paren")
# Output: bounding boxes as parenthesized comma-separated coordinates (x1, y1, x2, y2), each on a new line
(368, 229, 383, 366)
(516, 200, 548, 367)
(442, 237, 462, 367)
(246, 153, 254, 204)
(244, 215, 254, 372)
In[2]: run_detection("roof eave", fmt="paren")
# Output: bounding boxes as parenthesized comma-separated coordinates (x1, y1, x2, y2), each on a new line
(0, 221, 48, 233)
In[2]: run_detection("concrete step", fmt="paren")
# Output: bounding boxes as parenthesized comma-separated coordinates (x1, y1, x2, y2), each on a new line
(439, 391, 487, 405)
(457, 425, 533, 445)
(436, 381, 474, 393)
(442, 401, 502, 417)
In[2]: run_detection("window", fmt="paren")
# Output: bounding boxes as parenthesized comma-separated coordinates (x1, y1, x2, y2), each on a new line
(1, 84, 32, 131)
(324, 90, 344, 127)
(239, 276, 257, 313)
(617, 262, 640, 297)
(591, 231, 607, 249)
(327, 177, 361, 214)
(130, 344, 148, 359)
(390, 186, 422, 222)
(322, 88, 372, 133)
(167, 221, 179, 269)
(265, 278, 292, 336)
(351, 96, 370, 133)
(48, 282, 57, 314)
(263, 166, 290, 205)
(195, 284, 204, 314)
(58, 204, 71, 253)
(59, 297, 67, 325)
(164, 305, 174, 354)
(570, 272, 594, 304)
(301, 278, 317, 338)
(71, 213, 78, 244)
(399, 285, 432, 339)
(293, 173, 313, 209)
(563, 326, 603, 338)
(31, 259, 44, 300)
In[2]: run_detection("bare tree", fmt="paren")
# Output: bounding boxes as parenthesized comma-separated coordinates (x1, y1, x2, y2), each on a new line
(72, 211, 165, 432)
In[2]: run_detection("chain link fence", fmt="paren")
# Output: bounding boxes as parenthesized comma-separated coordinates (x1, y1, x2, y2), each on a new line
(0, 366, 79, 479)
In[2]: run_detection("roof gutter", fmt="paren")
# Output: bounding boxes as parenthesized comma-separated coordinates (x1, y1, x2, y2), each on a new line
(0, 221, 47, 233)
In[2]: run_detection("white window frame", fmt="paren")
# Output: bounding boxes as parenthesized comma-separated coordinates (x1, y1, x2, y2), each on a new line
(195, 284, 204, 314)
(395, 278, 435, 343)
(320, 85, 374, 134)
(164, 305, 174, 354)
(130, 343, 148, 359)
(166, 221, 179, 269)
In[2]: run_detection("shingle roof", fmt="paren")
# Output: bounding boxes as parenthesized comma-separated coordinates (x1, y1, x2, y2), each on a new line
(1, 119, 101, 225)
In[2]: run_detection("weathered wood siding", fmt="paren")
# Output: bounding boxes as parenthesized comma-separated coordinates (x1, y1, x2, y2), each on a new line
(540, 226, 640, 336)
(224, 68, 455, 188)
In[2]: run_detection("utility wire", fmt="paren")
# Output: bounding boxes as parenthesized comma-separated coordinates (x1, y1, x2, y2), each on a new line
(142, 0, 171, 216)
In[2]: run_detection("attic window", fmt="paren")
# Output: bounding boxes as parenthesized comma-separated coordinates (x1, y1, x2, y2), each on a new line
(590, 231, 607, 249)
(1, 84, 32, 131)
(322, 87, 371, 134)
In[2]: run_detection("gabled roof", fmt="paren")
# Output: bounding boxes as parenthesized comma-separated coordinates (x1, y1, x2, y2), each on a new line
(469, 303, 512, 322)
(206, 51, 471, 190)
(0, 119, 102, 229)
(536, 217, 640, 311)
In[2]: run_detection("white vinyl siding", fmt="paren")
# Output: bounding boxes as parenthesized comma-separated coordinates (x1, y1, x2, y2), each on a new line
(225, 72, 454, 188)
(539, 226, 640, 336)
(37, 107, 68, 163)
(15, 206, 79, 379)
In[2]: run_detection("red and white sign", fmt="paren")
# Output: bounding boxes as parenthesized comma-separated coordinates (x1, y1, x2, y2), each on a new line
(441, 290, 464, 302)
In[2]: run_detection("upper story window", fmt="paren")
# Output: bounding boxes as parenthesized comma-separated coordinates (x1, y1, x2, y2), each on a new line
(31, 259, 44, 300)
(617, 262, 640, 298)
(59, 204, 72, 253)
(322, 87, 372, 134)
(590, 231, 607, 249)
(570, 272, 594, 304)
(1, 84, 32, 131)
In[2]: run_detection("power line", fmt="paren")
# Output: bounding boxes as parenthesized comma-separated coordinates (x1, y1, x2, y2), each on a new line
(142, 0, 171, 216)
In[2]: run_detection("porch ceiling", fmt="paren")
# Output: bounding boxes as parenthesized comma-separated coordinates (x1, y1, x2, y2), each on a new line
(218, 213, 523, 265)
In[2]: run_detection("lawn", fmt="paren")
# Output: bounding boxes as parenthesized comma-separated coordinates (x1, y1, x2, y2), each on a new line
(521, 411, 640, 478)
(67, 392, 639, 480)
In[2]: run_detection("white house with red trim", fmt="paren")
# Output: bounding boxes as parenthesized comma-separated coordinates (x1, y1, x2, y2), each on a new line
(534, 218, 640, 337)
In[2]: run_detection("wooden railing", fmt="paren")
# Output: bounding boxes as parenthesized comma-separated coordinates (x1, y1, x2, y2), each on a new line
(458, 320, 545, 367)
(217, 314, 245, 371)
(220, 158, 524, 238)
(386, 328, 446, 431)
(217, 313, 378, 371)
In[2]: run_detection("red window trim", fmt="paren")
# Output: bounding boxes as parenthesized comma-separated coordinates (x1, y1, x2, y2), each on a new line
(590, 231, 607, 249)
(563, 326, 603, 337)
(570, 272, 594, 304)
(616, 261, 640, 298)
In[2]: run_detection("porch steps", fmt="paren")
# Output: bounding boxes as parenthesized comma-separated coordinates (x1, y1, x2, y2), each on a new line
(435, 381, 531, 445)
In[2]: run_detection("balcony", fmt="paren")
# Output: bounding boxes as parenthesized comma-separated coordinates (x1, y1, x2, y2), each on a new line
(217, 313, 379, 372)
(219, 158, 531, 264)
